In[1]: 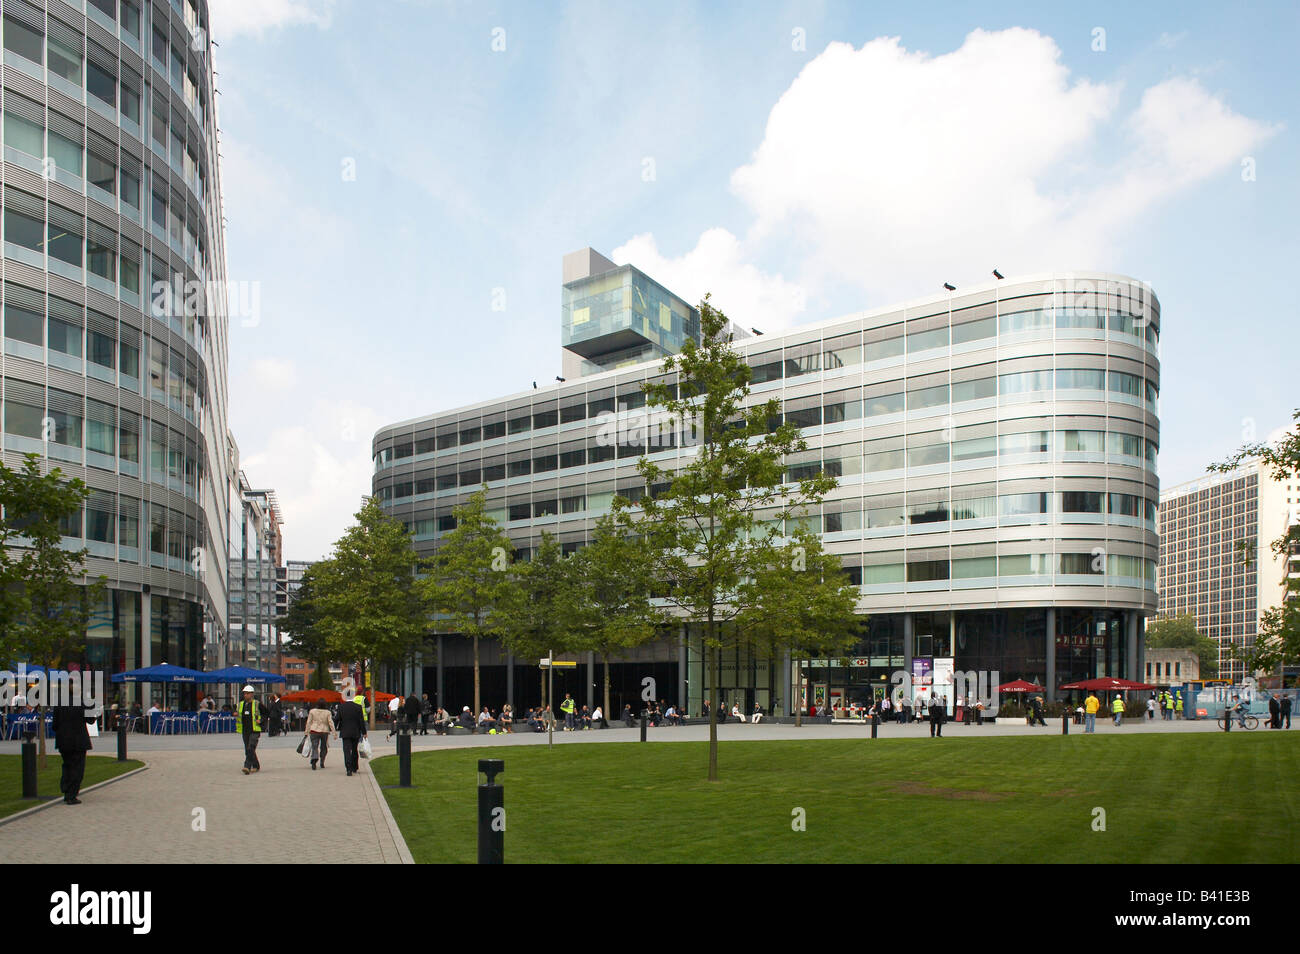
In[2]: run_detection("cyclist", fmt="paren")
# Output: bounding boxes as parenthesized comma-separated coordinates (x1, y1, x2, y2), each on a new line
(1230, 695, 1249, 728)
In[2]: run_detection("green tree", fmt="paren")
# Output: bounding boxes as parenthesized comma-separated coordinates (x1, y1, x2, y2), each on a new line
(1211, 408, 1300, 674)
(621, 295, 860, 780)
(0, 455, 107, 764)
(312, 498, 429, 728)
(734, 526, 862, 724)
(277, 566, 334, 689)
(496, 531, 579, 709)
(1144, 614, 1219, 678)
(423, 489, 514, 715)
(569, 512, 668, 720)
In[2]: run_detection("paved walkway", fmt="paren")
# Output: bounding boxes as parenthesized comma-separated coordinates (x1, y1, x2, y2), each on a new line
(0, 735, 410, 864)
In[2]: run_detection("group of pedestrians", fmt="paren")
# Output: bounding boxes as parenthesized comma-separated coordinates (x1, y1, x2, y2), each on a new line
(1144, 690, 1183, 720)
(234, 686, 369, 777)
(1267, 693, 1293, 729)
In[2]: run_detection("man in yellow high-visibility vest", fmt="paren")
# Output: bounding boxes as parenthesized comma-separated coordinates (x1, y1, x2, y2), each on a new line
(236, 686, 262, 774)
(1111, 694, 1125, 727)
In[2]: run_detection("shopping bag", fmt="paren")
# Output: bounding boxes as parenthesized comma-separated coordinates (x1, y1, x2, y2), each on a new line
(296, 735, 308, 756)
(359, 737, 372, 759)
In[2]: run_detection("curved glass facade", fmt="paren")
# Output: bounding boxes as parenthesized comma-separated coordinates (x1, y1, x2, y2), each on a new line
(376, 269, 1160, 715)
(1, 0, 232, 704)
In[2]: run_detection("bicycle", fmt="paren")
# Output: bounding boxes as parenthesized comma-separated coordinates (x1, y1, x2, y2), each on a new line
(1216, 711, 1259, 730)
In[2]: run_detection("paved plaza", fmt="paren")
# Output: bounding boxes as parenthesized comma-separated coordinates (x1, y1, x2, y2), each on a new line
(0, 716, 1243, 863)
(0, 734, 410, 864)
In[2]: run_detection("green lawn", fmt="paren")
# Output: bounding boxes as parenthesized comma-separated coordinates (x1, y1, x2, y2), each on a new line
(373, 733, 1300, 863)
(0, 754, 142, 819)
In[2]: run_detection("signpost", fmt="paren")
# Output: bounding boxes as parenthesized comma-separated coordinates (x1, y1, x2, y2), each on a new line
(539, 656, 577, 748)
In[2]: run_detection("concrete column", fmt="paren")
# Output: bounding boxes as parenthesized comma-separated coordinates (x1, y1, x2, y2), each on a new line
(586, 651, 595, 708)
(435, 634, 444, 709)
(1045, 608, 1056, 702)
(781, 650, 791, 717)
(140, 588, 152, 706)
(506, 651, 514, 708)
(1126, 611, 1139, 682)
(902, 613, 914, 687)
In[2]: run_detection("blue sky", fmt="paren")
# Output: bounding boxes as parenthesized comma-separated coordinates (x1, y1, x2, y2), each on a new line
(210, 0, 1300, 559)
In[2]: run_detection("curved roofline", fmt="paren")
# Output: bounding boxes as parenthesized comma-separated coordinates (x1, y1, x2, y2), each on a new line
(374, 270, 1159, 445)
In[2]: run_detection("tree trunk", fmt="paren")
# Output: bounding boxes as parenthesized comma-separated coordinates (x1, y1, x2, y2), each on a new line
(602, 652, 611, 725)
(707, 615, 718, 782)
(472, 632, 481, 716)
(365, 661, 374, 729)
(795, 658, 803, 727)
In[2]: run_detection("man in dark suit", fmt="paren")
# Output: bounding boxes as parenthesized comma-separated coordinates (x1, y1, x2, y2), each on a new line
(336, 698, 367, 776)
(1282, 694, 1292, 729)
(928, 695, 947, 737)
(52, 704, 94, 804)
(1268, 693, 1281, 729)
(403, 693, 420, 731)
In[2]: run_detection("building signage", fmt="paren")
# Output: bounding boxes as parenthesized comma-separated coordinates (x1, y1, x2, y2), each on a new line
(1055, 635, 1106, 649)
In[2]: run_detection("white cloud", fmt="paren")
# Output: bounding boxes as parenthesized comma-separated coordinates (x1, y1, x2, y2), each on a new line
(209, 0, 333, 40)
(626, 28, 1278, 308)
(239, 399, 388, 561)
(612, 229, 807, 332)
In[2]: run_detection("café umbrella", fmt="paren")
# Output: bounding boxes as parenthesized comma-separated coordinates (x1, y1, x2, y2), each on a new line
(201, 666, 285, 684)
(996, 679, 1045, 694)
(1058, 677, 1157, 692)
(111, 663, 207, 683)
(281, 689, 343, 703)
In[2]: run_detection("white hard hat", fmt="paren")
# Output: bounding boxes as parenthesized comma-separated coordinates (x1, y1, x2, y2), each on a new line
(242, 685, 255, 693)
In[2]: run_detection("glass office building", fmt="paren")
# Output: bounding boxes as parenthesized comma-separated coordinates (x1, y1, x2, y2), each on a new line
(1, 0, 234, 704)
(375, 252, 1161, 715)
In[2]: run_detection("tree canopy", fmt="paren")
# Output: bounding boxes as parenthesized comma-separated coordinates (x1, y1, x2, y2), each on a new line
(1144, 614, 1219, 678)
(618, 295, 861, 779)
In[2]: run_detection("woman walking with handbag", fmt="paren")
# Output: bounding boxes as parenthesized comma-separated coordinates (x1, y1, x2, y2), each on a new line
(305, 701, 336, 771)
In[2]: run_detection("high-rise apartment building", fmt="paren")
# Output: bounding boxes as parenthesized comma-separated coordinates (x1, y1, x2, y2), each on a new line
(375, 251, 1161, 715)
(1158, 459, 1299, 682)
(1, 0, 233, 700)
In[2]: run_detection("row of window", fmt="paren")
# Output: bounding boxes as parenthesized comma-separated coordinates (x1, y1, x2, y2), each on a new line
(378, 426, 1157, 498)
(376, 371, 1159, 469)
(401, 487, 1157, 533)
(3, 300, 204, 420)
(1, 386, 202, 492)
(56, 489, 201, 573)
(4, 179, 208, 286)
(4, 3, 210, 139)
(4, 105, 207, 240)
(840, 553, 1157, 586)
(747, 306, 1158, 385)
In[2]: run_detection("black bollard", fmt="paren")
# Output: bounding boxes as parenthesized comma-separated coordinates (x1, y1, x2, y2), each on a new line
(1062, 711, 1069, 735)
(1224, 709, 1231, 732)
(21, 736, 38, 799)
(871, 711, 878, 739)
(397, 730, 412, 787)
(477, 759, 505, 864)
(117, 721, 128, 762)
(640, 709, 647, 743)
